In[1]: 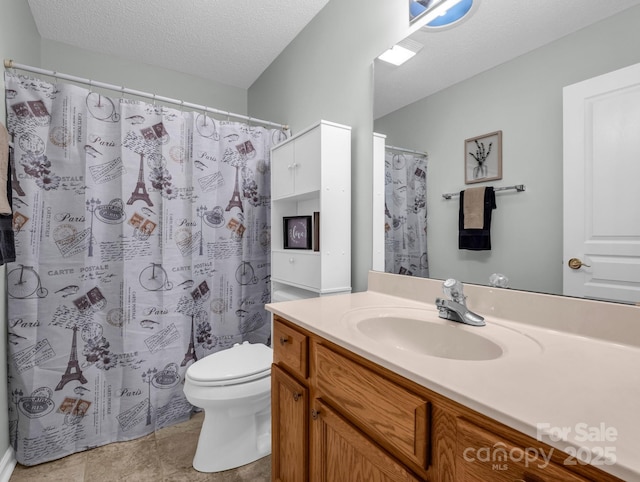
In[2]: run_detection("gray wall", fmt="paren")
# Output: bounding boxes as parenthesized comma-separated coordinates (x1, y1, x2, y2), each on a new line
(39, 41, 247, 115)
(248, 0, 409, 292)
(375, 6, 640, 295)
(0, 0, 42, 462)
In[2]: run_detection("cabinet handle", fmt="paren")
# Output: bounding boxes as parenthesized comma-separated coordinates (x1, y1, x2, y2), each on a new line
(288, 257, 294, 263)
(293, 392, 302, 402)
(311, 408, 320, 420)
(279, 336, 289, 346)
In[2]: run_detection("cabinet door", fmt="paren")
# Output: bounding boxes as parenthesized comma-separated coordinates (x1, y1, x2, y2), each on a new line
(292, 126, 321, 195)
(272, 365, 309, 482)
(310, 400, 421, 482)
(272, 140, 295, 199)
(456, 418, 589, 482)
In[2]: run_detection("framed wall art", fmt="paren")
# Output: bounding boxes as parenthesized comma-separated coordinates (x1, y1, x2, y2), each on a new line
(283, 215, 313, 249)
(465, 130, 502, 184)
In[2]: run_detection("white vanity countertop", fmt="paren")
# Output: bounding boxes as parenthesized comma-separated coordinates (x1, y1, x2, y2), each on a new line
(266, 276, 640, 481)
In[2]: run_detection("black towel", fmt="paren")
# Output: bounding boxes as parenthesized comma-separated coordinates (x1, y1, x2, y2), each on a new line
(458, 186, 496, 251)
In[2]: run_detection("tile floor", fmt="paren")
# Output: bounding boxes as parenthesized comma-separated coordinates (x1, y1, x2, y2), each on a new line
(9, 412, 271, 481)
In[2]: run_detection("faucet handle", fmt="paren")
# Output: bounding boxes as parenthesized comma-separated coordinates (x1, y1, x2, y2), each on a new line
(489, 273, 509, 288)
(443, 278, 465, 303)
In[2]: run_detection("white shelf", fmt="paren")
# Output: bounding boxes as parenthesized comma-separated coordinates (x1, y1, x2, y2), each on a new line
(270, 120, 352, 298)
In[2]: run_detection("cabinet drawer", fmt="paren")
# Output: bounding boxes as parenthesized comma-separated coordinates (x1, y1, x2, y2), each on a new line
(313, 343, 430, 469)
(274, 318, 308, 379)
(456, 418, 589, 481)
(272, 251, 320, 290)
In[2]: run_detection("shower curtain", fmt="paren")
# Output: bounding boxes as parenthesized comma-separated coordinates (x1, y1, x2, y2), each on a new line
(384, 149, 429, 277)
(4, 71, 288, 465)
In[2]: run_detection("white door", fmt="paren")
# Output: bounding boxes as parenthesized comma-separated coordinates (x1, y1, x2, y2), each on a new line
(563, 62, 640, 303)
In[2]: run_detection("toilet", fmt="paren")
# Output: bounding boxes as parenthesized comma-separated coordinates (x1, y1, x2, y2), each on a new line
(183, 341, 273, 473)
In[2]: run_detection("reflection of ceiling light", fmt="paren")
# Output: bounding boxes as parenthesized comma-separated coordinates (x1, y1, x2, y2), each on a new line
(378, 45, 416, 66)
(377, 38, 424, 66)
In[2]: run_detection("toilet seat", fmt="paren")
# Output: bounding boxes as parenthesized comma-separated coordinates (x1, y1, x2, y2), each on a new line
(185, 342, 272, 387)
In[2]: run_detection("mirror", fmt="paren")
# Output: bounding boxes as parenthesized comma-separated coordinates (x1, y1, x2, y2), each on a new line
(373, 1, 640, 299)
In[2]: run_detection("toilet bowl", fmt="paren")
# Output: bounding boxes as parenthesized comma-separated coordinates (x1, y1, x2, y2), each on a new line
(183, 341, 273, 473)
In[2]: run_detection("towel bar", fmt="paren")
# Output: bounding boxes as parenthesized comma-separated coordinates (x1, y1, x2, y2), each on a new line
(442, 184, 525, 200)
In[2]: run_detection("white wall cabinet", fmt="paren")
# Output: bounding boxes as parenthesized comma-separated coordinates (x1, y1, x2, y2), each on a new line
(271, 120, 351, 299)
(271, 128, 322, 199)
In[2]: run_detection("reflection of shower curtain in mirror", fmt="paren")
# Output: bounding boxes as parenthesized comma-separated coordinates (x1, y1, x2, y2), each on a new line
(4, 71, 288, 465)
(384, 150, 429, 277)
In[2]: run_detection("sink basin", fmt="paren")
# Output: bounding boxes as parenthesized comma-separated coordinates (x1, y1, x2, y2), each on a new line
(356, 316, 503, 360)
(342, 307, 541, 361)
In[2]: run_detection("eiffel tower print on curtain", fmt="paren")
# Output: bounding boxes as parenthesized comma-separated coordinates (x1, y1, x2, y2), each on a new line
(127, 152, 153, 206)
(225, 165, 243, 212)
(55, 326, 88, 391)
(181, 314, 197, 367)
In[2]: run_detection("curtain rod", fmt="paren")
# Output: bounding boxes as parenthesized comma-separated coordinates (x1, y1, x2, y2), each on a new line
(385, 144, 428, 157)
(4, 59, 289, 130)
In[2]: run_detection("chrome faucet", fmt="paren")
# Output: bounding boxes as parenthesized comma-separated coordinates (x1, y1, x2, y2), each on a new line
(435, 279, 485, 327)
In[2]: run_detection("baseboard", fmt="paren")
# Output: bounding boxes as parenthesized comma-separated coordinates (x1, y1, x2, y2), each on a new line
(0, 447, 16, 482)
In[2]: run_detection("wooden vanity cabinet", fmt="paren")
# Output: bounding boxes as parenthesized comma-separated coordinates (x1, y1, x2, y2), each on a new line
(272, 315, 432, 481)
(271, 315, 623, 482)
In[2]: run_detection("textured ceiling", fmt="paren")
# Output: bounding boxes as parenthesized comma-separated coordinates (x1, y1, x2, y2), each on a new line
(27, 0, 330, 89)
(374, 0, 640, 118)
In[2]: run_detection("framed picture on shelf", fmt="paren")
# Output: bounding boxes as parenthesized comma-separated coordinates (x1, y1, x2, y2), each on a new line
(465, 130, 502, 184)
(283, 216, 313, 249)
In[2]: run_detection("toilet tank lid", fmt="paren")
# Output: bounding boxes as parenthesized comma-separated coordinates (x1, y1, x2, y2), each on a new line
(187, 342, 273, 382)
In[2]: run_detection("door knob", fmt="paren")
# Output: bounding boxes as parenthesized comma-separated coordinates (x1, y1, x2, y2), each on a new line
(568, 257, 591, 270)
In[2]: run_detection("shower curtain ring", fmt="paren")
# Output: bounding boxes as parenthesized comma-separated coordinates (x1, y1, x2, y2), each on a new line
(89, 79, 93, 93)
(203, 108, 208, 126)
(153, 93, 156, 106)
(121, 86, 125, 99)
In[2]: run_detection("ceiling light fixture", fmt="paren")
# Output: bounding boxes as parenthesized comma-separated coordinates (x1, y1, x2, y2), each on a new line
(409, 0, 469, 28)
(377, 38, 424, 66)
(423, 0, 476, 30)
